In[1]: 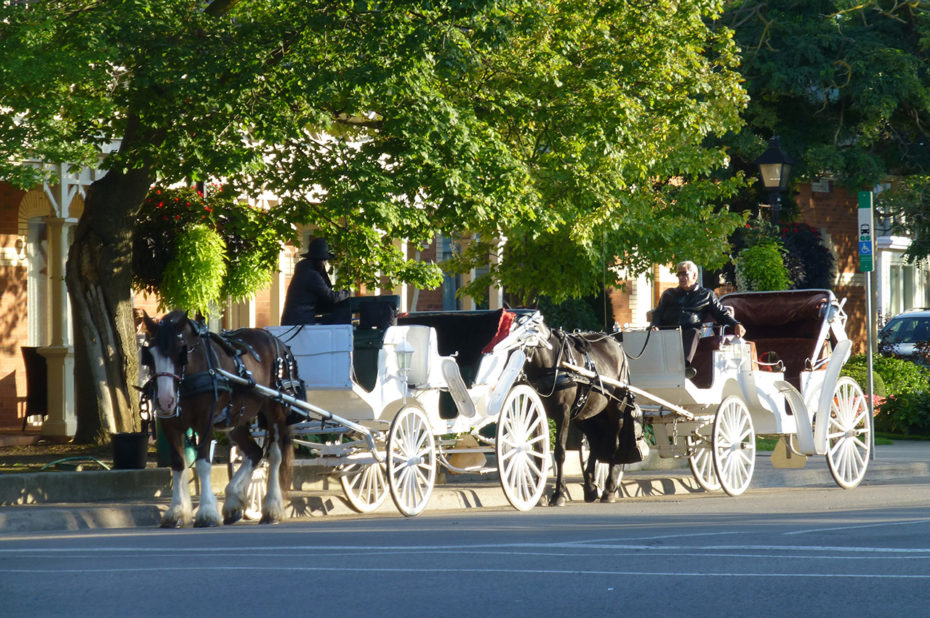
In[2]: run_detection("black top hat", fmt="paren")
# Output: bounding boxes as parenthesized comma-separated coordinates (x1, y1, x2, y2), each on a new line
(302, 237, 335, 260)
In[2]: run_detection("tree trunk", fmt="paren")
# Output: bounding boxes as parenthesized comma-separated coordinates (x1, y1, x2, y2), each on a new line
(66, 165, 152, 444)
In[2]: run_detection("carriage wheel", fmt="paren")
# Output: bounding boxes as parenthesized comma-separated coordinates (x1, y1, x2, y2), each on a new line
(497, 384, 550, 511)
(227, 443, 268, 521)
(826, 376, 871, 489)
(688, 420, 721, 492)
(339, 462, 389, 513)
(387, 406, 437, 517)
(711, 396, 755, 497)
(578, 434, 616, 495)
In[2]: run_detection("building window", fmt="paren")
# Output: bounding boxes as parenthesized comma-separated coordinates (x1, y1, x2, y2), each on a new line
(889, 255, 930, 314)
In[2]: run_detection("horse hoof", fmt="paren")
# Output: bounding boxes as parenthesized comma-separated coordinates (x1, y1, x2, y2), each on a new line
(600, 492, 619, 504)
(259, 514, 281, 525)
(548, 494, 567, 507)
(223, 510, 243, 526)
(159, 518, 184, 529)
(194, 518, 220, 528)
(583, 490, 599, 503)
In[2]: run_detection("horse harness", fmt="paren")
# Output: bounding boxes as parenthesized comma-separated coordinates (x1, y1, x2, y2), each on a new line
(147, 319, 293, 424)
(534, 329, 626, 420)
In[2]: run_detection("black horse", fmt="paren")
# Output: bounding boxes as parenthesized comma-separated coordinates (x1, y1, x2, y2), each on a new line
(524, 321, 646, 505)
(141, 310, 300, 527)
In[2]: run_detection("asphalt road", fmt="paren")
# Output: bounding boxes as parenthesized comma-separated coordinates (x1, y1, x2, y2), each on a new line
(1, 481, 928, 617)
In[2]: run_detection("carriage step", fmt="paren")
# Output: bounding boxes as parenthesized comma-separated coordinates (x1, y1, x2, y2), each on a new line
(441, 358, 476, 418)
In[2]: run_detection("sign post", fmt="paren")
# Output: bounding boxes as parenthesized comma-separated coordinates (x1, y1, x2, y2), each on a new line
(858, 190, 875, 458)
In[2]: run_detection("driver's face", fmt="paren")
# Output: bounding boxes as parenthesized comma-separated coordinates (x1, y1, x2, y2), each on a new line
(676, 267, 697, 290)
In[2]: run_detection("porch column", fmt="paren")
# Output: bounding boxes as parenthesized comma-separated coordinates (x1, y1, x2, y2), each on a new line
(40, 216, 76, 439)
(268, 248, 288, 326)
(488, 236, 505, 310)
(391, 238, 409, 312)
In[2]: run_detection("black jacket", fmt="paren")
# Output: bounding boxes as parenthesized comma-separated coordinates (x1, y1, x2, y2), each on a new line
(280, 259, 350, 325)
(651, 286, 740, 330)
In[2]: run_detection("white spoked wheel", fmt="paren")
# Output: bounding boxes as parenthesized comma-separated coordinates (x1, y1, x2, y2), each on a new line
(711, 396, 755, 497)
(228, 444, 268, 521)
(578, 434, 615, 495)
(688, 419, 721, 492)
(339, 462, 389, 514)
(826, 376, 871, 489)
(387, 406, 437, 517)
(497, 384, 550, 511)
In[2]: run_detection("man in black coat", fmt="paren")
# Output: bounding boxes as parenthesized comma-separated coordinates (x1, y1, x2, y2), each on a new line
(650, 260, 745, 378)
(280, 238, 351, 325)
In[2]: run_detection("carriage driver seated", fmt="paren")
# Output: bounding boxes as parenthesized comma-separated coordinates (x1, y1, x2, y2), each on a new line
(281, 237, 351, 326)
(650, 260, 745, 379)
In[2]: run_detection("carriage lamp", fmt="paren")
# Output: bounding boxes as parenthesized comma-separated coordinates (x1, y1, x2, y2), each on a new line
(395, 339, 414, 376)
(755, 135, 794, 224)
(395, 339, 414, 402)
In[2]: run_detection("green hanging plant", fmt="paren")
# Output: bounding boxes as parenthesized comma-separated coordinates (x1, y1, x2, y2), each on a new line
(734, 239, 791, 291)
(159, 224, 226, 316)
(133, 185, 297, 306)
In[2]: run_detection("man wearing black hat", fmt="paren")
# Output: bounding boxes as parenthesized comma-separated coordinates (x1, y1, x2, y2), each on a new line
(280, 237, 351, 325)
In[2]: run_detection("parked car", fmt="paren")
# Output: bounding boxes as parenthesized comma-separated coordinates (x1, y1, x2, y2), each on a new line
(879, 309, 930, 364)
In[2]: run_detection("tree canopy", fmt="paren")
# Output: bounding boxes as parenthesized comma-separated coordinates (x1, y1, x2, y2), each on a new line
(721, 0, 930, 188)
(2, 0, 748, 303)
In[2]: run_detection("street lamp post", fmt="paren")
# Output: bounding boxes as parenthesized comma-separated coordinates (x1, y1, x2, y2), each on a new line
(755, 136, 794, 224)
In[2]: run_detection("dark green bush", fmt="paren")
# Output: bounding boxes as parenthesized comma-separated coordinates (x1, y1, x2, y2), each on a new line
(841, 356, 886, 397)
(875, 391, 930, 435)
(845, 354, 929, 397)
(873, 354, 930, 395)
(538, 295, 603, 332)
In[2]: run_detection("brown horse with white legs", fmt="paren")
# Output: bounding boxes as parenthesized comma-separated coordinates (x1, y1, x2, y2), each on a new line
(141, 310, 299, 527)
(523, 321, 646, 506)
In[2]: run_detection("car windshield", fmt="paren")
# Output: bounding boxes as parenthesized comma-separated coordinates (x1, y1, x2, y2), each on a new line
(881, 316, 930, 344)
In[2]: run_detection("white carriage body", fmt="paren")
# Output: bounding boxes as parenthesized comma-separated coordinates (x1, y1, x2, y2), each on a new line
(611, 287, 872, 497)
(263, 306, 550, 515)
(267, 314, 527, 436)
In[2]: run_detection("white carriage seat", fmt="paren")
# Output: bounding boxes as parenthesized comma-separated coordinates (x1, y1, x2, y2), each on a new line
(382, 324, 439, 388)
(265, 324, 354, 390)
(623, 328, 688, 390)
(473, 348, 509, 387)
(441, 357, 477, 417)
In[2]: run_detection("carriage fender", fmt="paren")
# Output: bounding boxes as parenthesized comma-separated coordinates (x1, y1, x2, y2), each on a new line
(813, 338, 852, 453)
(776, 380, 817, 456)
(486, 350, 527, 418)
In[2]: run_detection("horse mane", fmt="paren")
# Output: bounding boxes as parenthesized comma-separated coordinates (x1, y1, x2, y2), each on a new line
(153, 310, 189, 355)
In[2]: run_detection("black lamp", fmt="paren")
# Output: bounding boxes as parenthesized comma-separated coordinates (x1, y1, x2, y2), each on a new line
(755, 135, 794, 223)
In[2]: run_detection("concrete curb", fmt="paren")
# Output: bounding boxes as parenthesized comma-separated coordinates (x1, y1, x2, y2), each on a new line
(1, 442, 926, 533)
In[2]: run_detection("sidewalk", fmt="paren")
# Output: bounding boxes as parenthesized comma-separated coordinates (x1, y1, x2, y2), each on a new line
(0, 441, 926, 534)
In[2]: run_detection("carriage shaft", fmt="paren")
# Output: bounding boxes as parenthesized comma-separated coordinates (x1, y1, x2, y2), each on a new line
(559, 361, 695, 420)
(213, 367, 384, 462)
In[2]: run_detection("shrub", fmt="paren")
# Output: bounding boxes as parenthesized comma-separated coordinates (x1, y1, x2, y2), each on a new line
(841, 356, 886, 397)
(780, 223, 836, 289)
(875, 391, 930, 435)
(845, 353, 930, 397)
(873, 354, 930, 395)
(734, 239, 792, 291)
(538, 295, 603, 332)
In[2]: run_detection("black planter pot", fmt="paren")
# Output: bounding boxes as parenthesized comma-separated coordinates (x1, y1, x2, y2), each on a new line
(111, 432, 149, 469)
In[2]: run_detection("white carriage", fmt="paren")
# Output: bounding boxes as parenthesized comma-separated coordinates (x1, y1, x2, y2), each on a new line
(248, 302, 551, 517)
(570, 289, 872, 496)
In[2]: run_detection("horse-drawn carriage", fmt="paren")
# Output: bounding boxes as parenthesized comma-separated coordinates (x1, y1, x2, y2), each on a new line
(265, 304, 551, 517)
(570, 288, 871, 497)
(144, 288, 869, 527)
(143, 301, 551, 526)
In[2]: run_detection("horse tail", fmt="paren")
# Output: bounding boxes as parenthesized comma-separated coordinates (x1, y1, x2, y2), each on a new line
(277, 421, 295, 497)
